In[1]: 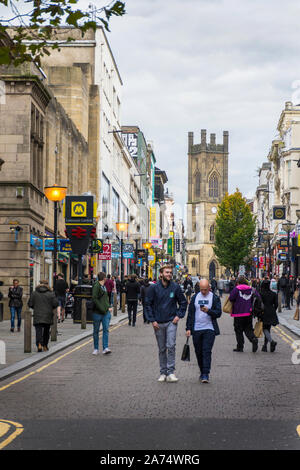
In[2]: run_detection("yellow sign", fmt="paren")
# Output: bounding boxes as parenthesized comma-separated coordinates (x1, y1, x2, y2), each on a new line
(150, 207, 156, 238)
(298, 235, 300, 247)
(91, 255, 97, 267)
(71, 201, 87, 217)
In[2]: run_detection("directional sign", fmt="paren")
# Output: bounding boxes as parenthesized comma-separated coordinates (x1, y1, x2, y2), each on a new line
(65, 196, 94, 225)
(92, 239, 103, 253)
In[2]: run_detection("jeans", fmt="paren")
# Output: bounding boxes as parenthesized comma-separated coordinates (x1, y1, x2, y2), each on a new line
(92, 311, 111, 350)
(127, 301, 138, 325)
(10, 306, 22, 329)
(192, 329, 216, 375)
(219, 289, 223, 298)
(35, 323, 50, 347)
(233, 316, 256, 350)
(154, 321, 178, 376)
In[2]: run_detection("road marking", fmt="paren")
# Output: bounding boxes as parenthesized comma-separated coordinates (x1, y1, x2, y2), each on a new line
(0, 419, 24, 450)
(0, 314, 141, 393)
(275, 326, 295, 343)
(297, 425, 300, 437)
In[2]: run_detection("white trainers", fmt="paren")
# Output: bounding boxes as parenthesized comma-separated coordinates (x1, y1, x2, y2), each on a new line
(166, 374, 178, 383)
(158, 374, 167, 382)
(103, 348, 111, 355)
(92, 349, 99, 355)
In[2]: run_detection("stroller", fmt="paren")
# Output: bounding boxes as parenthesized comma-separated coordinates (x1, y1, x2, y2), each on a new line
(65, 292, 74, 319)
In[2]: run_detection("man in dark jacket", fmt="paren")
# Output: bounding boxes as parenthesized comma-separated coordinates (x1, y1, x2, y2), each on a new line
(8, 279, 23, 332)
(186, 279, 222, 383)
(140, 278, 151, 324)
(145, 265, 187, 382)
(28, 280, 58, 352)
(278, 274, 289, 308)
(125, 274, 140, 326)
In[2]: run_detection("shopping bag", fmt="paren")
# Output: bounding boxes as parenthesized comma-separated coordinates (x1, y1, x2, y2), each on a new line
(181, 337, 190, 361)
(293, 289, 299, 301)
(254, 320, 263, 338)
(223, 296, 233, 314)
(293, 306, 299, 321)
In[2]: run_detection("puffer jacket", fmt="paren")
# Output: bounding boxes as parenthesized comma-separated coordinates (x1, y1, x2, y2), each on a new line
(229, 284, 260, 318)
(28, 285, 59, 325)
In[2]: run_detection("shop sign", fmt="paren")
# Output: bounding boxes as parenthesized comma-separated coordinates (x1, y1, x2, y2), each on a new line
(30, 234, 43, 250)
(98, 244, 111, 260)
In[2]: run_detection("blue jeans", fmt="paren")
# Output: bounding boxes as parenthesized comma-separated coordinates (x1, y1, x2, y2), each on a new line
(92, 312, 111, 351)
(192, 329, 216, 375)
(154, 321, 178, 376)
(10, 307, 22, 329)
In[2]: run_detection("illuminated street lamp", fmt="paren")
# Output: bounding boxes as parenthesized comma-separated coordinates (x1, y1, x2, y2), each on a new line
(116, 222, 128, 282)
(44, 184, 67, 342)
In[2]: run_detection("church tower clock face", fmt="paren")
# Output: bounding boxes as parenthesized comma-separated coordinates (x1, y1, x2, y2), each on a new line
(211, 206, 217, 214)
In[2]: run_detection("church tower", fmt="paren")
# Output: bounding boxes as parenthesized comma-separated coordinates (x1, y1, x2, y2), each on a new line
(186, 129, 229, 279)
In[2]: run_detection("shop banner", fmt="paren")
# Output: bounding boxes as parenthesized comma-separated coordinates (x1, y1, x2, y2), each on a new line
(98, 243, 112, 260)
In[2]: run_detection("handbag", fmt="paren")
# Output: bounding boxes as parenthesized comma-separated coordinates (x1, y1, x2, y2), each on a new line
(293, 289, 299, 301)
(181, 337, 190, 361)
(293, 306, 299, 321)
(223, 296, 233, 314)
(254, 320, 263, 338)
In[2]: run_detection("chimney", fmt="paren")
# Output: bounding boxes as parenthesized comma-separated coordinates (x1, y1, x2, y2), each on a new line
(210, 133, 216, 146)
(188, 132, 194, 153)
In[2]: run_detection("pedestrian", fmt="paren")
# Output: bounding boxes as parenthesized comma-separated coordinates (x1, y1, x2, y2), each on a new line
(229, 275, 260, 352)
(28, 280, 58, 352)
(210, 277, 217, 294)
(217, 278, 225, 298)
(270, 275, 278, 295)
(125, 274, 140, 326)
(185, 282, 193, 304)
(229, 276, 236, 293)
(115, 275, 121, 307)
(260, 280, 278, 352)
(145, 264, 187, 382)
(92, 272, 112, 355)
(55, 273, 68, 323)
(140, 278, 151, 324)
(289, 276, 295, 307)
(8, 279, 23, 332)
(104, 274, 114, 305)
(183, 274, 193, 292)
(186, 279, 222, 383)
(278, 274, 289, 308)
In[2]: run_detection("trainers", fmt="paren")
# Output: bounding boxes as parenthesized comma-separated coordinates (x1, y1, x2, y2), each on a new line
(103, 348, 111, 354)
(92, 349, 99, 355)
(252, 339, 258, 353)
(158, 374, 167, 382)
(166, 374, 178, 383)
(262, 344, 268, 352)
(201, 375, 209, 383)
(270, 341, 277, 353)
(233, 348, 243, 352)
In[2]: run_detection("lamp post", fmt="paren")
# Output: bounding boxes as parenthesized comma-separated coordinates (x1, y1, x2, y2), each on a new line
(263, 232, 274, 278)
(44, 185, 67, 341)
(282, 221, 295, 276)
(143, 242, 152, 278)
(116, 222, 128, 283)
(261, 241, 268, 277)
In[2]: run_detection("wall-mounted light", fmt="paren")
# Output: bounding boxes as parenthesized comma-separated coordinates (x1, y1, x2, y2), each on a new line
(10, 225, 22, 242)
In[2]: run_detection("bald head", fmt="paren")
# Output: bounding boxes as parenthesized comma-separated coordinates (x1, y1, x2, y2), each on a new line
(199, 279, 210, 296)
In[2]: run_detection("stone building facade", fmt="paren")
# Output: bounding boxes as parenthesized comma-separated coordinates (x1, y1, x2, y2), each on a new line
(186, 129, 229, 279)
(0, 59, 89, 319)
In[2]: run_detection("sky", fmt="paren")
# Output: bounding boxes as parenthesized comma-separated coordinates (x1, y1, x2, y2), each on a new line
(2, 0, 300, 219)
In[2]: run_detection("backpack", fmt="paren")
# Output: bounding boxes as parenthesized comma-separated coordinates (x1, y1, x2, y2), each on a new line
(251, 288, 264, 318)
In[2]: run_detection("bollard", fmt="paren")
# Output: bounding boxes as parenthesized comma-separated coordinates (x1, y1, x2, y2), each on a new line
(81, 298, 87, 329)
(51, 308, 58, 341)
(0, 303, 3, 322)
(113, 292, 117, 316)
(122, 293, 126, 313)
(278, 291, 282, 313)
(24, 309, 32, 353)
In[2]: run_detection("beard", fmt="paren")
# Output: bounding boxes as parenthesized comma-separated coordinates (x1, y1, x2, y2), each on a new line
(162, 274, 172, 284)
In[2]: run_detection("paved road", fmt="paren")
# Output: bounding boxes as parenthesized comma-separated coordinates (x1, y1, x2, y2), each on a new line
(0, 310, 300, 450)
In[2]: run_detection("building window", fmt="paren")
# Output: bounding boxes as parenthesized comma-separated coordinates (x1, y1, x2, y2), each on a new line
(101, 173, 110, 222)
(209, 173, 219, 198)
(112, 188, 120, 223)
(192, 258, 196, 268)
(195, 172, 200, 198)
(210, 225, 215, 242)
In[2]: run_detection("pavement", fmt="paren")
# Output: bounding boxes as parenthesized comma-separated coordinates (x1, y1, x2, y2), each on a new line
(0, 307, 135, 381)
(0, 297, 299, 383)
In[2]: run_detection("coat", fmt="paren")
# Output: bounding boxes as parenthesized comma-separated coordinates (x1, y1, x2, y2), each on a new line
(260, 289, 279, 326)
(186, 293, 222, 336)
(125, 279, 140, 302)
(92, 282, 110, 315)
(145, 280, 187, 323)
(8, 286, 23, 308)
(229, 284, 260, 317)
(28, 285, 58, 325)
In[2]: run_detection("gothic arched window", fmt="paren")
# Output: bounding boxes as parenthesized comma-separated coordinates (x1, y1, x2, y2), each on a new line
(209, 173, 219, 198)
(195, 172, 200, 198)
(210, 225, 215, 242)
(192, 258, 197, 268)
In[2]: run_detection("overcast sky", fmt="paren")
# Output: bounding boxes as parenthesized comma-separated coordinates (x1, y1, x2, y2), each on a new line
(104, 0, 300, 216)
(2, 0, 300, 219)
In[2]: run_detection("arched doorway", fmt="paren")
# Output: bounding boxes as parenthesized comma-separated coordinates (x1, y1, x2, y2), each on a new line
(209, 261, 216, 280)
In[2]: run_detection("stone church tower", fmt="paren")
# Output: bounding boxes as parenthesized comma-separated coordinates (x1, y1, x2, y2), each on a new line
(186, 130, 229, 279)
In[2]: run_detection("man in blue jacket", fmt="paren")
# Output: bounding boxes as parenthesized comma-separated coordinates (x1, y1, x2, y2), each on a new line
(186, 279, 222, 383)
(145, 265, 187, 382)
